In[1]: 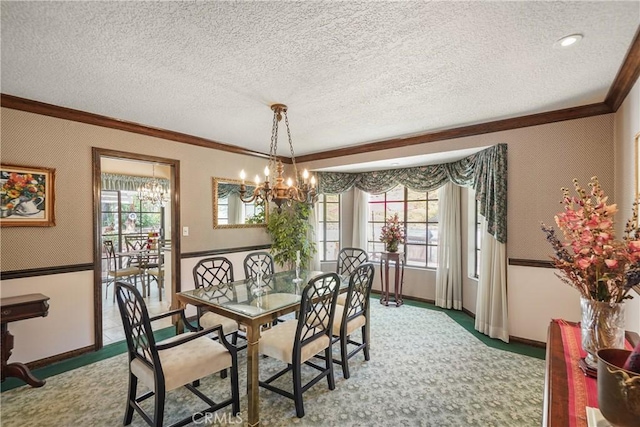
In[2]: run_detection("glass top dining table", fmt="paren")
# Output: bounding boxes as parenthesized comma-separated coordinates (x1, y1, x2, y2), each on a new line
(175, 269, 348, 427)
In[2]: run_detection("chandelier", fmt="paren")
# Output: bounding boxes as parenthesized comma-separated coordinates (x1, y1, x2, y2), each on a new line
(137, 164, 168, 207)
(239, 104, 317, 212)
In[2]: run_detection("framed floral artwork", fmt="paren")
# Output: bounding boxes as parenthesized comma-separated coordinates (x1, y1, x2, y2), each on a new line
(0, 164, 55, 227)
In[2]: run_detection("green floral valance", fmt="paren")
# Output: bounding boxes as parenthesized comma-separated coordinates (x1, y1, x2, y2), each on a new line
(101, 173, 170, 193)
(317, 144, 507, 243)
(217, 183, 256, 199)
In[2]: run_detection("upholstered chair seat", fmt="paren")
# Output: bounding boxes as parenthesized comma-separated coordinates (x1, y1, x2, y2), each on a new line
(199, 311, 240, 335)
(130, 333, 232, 392)
(259, 319, 331, 365)
(331, 304, 367, 336)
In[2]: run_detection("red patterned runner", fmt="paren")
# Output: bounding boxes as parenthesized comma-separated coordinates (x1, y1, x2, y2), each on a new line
(553, 319, 633, 427)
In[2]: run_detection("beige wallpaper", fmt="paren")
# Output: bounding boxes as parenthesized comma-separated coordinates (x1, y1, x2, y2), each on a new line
(0, 107, 271, 271)
(1, 107, 617, 270)
(300, 114, 615, 260)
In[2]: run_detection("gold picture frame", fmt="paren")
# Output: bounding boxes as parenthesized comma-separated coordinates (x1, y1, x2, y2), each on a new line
(212, 177, 268, 229)
(0, 164, 56, 227)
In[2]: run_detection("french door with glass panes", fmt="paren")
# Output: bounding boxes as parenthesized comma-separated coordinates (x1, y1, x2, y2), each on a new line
(100, 190, 162, 271)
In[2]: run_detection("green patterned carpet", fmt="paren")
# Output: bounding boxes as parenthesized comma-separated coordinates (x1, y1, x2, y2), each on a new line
(1, 302, 545, 426)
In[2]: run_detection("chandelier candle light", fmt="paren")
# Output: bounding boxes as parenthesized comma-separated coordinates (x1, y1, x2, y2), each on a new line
(239, 104, 317, 212)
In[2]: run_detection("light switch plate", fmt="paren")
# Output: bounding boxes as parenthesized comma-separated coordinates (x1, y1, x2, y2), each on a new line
(182, 226, 189, 236)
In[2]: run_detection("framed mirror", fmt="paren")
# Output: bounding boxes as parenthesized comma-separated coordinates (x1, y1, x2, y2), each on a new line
(212, 177, 268, 229)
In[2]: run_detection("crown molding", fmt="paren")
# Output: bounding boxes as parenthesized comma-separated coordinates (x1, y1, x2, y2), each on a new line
(0, 94, 285, 162)
(295, 102, 612, 163)
(605, 25, 640, 112)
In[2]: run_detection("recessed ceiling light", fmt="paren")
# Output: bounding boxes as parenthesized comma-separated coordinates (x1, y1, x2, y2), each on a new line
(555, 34, 583, 48)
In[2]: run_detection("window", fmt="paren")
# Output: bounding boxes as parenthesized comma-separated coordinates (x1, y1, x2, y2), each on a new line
(101, 190, 163, 253)
(474, 199, 482, 277)
(367, 186, 439, 268)
(317, 194, 341, 261)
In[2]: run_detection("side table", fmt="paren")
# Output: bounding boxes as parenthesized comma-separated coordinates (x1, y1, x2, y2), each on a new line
(1, 293, 50, 387)
(379, 251, 405, 307)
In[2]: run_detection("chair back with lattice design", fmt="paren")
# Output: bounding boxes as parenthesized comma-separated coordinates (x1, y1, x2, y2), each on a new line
(193, 257, 235, 288)
(344, 263, 375, 322)
(295, 272, 340, 350)
(192, 257, 235, 304)
(336, 248, 369, 276)
(115, 281, 161, 371)
(243, 251, 275, 280)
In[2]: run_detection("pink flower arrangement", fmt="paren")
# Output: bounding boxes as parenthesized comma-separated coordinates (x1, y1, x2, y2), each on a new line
(541, 176, 640, 303)
(379, 213, 405, 247)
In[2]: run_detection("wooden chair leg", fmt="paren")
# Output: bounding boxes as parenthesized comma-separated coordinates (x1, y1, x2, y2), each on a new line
(340, 334, 351, 379)
(326, 346, 336, 390)
(362, 325, 370, 361)
(230, 360, 240, 416)
(153, 385, 165, 427)
(293, 362, 305, 418)
(124, 374, 137, 425)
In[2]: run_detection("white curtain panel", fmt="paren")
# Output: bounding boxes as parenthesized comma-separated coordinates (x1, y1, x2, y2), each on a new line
(475, 217, 509, 342)
(435, 182, 462, 310)
(310, 200, 321, 271)
(352, 187, 369, 250)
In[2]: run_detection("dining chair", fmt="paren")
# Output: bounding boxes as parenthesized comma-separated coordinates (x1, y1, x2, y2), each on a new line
(330, 262, 375, 379)
(193, 257, 244, 349)
(103, 240, 143, 302)
(244, 251, 286, 325)
(258, 272, 341, 418)
(146, 239, 165, 301)
(115, 281, 240, 427)
(243, 251, 275, 282)
(335, 247, 369, 306)
(124, 234, 154, 296)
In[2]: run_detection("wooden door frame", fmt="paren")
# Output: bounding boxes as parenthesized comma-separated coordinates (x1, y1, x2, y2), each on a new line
(92, 148, 181, 349)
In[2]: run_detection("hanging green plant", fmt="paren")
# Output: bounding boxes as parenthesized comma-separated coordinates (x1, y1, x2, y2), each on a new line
(266, 202, 316, 269)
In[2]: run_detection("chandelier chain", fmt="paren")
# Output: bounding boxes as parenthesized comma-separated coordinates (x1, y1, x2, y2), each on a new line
(269, 108, 279, 187)
(284, 111, 299, 186)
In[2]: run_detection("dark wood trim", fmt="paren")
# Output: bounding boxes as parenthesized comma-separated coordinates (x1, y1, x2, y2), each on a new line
(1, 94, 277, 161)
(25, 345, 94, 371)
(1, 263, 94, 280)
(508, 258, 554, 268)
(0, 245, 272, 280)
(182, 244, 272, 259)
(1, 94, 616, 166)
(605, 26, 640, 112)
(297, 103, 612, 163)
(92, 148, 182, 351)
(511, 335, 546, 349)
(462, 307, 475, 319)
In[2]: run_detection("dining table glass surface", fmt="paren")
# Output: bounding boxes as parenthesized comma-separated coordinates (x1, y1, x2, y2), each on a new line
(180, 270, 348, 319)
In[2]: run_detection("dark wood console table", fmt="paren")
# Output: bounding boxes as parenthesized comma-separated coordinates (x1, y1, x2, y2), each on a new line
(543, 319, 639, 427)
(379, 251, 405, 307)
(1, 293, 50, 387)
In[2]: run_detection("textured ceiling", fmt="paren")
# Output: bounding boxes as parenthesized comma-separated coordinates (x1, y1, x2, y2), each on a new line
(1, 1, 638, 157)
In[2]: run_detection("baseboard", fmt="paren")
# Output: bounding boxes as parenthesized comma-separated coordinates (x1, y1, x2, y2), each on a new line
(26, 345, 95, 370)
